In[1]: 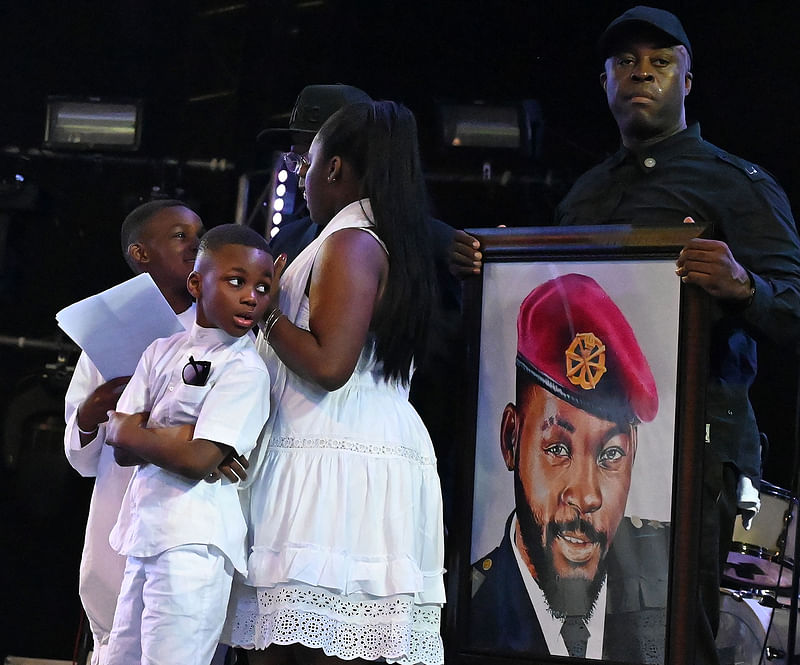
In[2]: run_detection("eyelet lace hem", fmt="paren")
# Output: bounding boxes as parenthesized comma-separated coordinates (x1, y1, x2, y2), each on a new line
(226, 584, 443, 664)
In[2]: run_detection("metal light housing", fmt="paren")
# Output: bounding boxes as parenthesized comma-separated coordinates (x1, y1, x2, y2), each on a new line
(44, 97, 143, 151)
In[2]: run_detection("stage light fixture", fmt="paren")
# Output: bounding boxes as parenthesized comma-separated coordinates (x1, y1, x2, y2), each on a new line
(44, 97, 142, 151)
(442, 104, 519, 149)
(438, 100, 543, 158)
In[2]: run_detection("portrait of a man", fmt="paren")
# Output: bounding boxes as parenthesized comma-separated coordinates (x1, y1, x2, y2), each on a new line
(469, 272, 673, 663)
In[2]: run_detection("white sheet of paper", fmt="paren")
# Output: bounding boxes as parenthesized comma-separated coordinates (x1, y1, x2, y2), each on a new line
(56, 273, 186, 381)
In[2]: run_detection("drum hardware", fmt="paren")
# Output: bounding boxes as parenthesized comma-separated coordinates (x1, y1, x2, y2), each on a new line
(718, 479, 800, 664)
(762, 591, 789, 609)
(717, 587, 799, 665)
(724, 482, 798, 591)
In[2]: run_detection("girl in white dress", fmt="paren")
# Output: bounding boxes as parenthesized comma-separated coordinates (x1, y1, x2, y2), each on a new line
(225, 101, 445, 664)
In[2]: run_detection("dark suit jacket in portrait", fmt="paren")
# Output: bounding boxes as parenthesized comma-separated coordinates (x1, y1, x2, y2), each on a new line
(470, 512, 671, 663)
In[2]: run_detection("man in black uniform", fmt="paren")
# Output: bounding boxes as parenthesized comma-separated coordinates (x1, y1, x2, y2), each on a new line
(554, 7, 800, 664)
(451, 7, 800, 663)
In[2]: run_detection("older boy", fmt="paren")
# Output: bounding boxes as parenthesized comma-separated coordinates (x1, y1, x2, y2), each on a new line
(63, 199, 204, 664)
(103, 224, 273, 665)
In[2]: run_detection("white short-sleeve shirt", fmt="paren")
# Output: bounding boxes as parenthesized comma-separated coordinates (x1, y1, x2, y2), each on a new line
(110, 323, 270, 573)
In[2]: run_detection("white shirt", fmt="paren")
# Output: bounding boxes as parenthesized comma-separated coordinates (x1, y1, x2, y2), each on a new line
(109, 322, 270, 573)
(509, 515, 608, 659)
(63, 305, 196, 637)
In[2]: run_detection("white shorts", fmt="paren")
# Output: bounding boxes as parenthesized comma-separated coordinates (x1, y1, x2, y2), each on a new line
(105, 544, 234, 665)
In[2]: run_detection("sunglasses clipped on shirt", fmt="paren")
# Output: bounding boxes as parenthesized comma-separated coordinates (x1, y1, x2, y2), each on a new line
(182, 355, 211, 387)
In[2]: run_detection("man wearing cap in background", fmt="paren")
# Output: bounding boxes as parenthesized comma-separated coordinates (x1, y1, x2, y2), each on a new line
(260, 84, 459, 274)
(551, 7, 800, 665)
(259, 84, 372, 265)
(470, 273, 669, 662)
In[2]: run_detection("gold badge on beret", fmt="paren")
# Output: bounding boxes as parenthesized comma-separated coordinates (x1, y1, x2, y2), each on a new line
(565, 332, 607, 390)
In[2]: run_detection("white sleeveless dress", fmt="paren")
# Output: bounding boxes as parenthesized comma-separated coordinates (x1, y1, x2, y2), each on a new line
(224, 200, 445, 664)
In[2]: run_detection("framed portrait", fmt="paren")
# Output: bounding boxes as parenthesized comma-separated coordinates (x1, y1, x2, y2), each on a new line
(445, 225, 708, 665)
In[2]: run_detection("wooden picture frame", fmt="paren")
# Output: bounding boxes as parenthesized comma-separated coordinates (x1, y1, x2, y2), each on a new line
(444, 225, 708, 665)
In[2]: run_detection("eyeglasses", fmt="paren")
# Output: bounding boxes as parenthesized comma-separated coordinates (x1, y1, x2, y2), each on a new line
(283, 151, 309, 175)
(182, 355, 211, 387)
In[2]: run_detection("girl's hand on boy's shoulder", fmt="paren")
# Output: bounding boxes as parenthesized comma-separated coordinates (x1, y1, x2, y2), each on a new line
(266, 252, 288, 312)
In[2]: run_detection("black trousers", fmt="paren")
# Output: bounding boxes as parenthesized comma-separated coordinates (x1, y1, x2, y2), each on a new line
(696, 459, 739, 665)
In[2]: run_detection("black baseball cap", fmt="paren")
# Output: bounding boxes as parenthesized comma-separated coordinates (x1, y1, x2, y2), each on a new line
(598, 6, 693, 63)
(256, 84, 373, 143)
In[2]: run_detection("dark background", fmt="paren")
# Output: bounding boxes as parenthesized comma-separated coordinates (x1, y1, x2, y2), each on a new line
(1, 0, 799, 659)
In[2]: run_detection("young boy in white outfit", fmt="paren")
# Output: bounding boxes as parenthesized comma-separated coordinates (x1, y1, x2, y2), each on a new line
(64, 199, 206, 665)
(103, 223, 274, 665)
